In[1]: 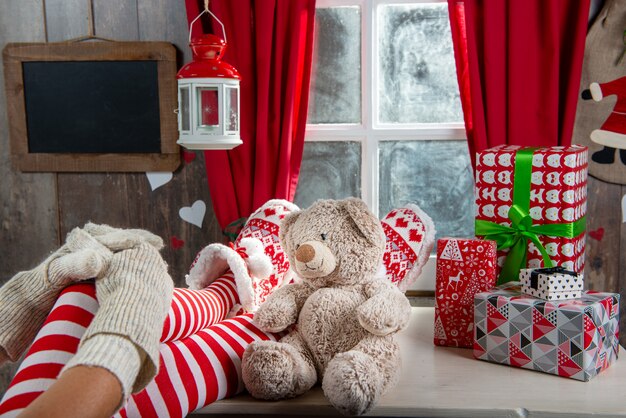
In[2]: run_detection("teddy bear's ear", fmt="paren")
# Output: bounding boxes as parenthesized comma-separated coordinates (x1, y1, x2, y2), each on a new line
(279, 210, 301, 247)
(340, 198, 385, 246)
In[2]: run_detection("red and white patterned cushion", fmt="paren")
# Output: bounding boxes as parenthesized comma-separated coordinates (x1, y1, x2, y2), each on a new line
(0, 282, 279, 417)
(234, 200, 298, 308)
(380, 204, 436, 291)
(186, 199, 299, 313)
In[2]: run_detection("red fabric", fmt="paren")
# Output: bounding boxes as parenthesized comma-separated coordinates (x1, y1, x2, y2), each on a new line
(185, 0, 316, 231)
(447, 0, 590, 168)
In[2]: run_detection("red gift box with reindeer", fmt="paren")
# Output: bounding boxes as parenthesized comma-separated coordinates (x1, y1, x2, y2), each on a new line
(474, 145, 588, 285)
(434, 238, 497, 347)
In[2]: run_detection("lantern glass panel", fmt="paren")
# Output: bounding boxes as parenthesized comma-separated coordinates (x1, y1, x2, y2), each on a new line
(180, 86, 191, 131)
(197, 87, 220, 131)
(225, 86, 238, 132)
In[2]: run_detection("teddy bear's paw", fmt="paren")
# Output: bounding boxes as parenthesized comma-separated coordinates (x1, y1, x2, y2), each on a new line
(357, 300, 405, 336)
(322, 351, 383, 416)
(242, 341, 315, 400)
(253, 298, 298, 333)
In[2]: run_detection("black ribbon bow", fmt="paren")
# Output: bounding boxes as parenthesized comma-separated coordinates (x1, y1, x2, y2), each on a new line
(530, 266, 578, 290)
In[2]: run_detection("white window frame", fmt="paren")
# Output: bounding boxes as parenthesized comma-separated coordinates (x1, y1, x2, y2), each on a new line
(305, 0, 467, 291)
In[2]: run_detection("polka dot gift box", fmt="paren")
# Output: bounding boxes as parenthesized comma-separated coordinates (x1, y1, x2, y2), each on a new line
(519, 266, 584, 301)
(474, 145, 588, 285)
(434, 237, 498, 348)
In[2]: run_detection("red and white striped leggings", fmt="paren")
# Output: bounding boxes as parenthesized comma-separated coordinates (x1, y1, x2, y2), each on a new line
(0, 273, 278, 417)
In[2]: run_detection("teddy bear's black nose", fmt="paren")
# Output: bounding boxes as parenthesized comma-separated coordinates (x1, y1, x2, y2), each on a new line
(295, 243, 315, 263)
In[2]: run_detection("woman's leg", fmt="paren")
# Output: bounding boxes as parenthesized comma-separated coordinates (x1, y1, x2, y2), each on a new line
(0, 283, 279, 417)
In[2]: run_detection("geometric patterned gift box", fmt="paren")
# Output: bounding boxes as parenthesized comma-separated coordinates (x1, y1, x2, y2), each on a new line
(474, 283, 620, 381)
(519, 267, 584, 301)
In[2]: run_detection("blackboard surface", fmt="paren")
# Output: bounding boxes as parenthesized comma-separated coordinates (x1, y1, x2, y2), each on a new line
(23, 60, 161, 154)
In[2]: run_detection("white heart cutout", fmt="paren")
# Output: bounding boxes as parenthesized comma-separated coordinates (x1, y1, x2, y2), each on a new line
(146, 172, 173, 191)
(622, 194, 626, 223)
(179, 200, 206, 228)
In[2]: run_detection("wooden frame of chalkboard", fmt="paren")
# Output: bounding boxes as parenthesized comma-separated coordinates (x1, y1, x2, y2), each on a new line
(3, 41, 180, 172)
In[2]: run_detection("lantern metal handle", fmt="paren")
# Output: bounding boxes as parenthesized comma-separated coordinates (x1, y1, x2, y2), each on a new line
(188, 0, 227, 44)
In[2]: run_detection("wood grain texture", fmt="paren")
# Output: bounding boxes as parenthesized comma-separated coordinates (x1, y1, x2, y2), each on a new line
(0, 0, 58, 398)
(0, 2, 59, 276)
(44, 0, 90, 42)
(15, 153, 180, 172)
(93, 0, 139, 41)
(584, 176, 621, 292)
(584, 175, 624, 347)
(138, 0, 192, 65)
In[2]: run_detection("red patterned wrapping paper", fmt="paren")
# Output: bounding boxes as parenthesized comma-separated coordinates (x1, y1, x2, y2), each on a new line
(434, 238, 497, 347)
(475, 145, 588, 278)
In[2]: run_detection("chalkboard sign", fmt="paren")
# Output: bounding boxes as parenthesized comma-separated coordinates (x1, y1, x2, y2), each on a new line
(3, 41, 180, 172)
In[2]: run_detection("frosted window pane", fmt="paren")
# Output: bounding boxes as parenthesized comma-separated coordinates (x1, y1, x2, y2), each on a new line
(378, 4, 462, 124)
(307, 7, 361, 124)
(294, 142, 361, 209)
(379, 141, 474, 248)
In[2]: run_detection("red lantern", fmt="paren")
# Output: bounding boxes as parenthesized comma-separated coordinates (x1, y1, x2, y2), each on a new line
(176, 10, 242, 150)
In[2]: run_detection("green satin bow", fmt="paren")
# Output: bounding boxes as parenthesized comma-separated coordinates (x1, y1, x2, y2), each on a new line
(475, 148, 586, 285)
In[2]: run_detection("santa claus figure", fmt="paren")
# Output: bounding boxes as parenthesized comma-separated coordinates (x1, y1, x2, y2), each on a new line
(582, 75, 626, 165)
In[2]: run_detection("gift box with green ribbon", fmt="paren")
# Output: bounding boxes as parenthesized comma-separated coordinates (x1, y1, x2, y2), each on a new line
(474, 145, 588, 285)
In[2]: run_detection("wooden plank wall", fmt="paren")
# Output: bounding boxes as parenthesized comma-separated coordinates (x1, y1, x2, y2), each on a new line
(585, 176, 626, 341)
(0, 0, 223, 395)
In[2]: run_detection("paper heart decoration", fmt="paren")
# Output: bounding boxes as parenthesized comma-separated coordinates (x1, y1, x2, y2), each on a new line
(146, 172, 173, 191)
(179, 200, 206, 228)
(170, 236, 185, 250)
(183, 151, 196, 164)
(589, 227, 604, 241)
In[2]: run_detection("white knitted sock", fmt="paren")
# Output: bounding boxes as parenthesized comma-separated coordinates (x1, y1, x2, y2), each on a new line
(62, 334, 144, 411)
(64, 243, 173, 396)
(83, 222, 164, 251)
(0, 229, 111, 363)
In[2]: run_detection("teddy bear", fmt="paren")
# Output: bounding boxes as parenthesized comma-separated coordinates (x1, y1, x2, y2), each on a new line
(241, 198, 412, 416)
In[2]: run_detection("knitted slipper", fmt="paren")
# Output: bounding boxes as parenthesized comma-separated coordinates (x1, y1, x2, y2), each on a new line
(186, 199, 299, 312)
(380, 204, 436, 291)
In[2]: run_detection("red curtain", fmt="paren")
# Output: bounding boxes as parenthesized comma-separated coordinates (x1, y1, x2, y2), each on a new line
(185, 0, 316, 233)
(447, 0, 590, 168)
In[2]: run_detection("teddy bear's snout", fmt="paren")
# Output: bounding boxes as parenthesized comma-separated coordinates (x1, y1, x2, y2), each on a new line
(295, 243, 316, 263)
(293, 240, 336, 278)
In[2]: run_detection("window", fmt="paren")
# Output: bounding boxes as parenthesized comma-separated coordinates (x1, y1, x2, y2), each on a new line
(294, 0, 474, 291)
